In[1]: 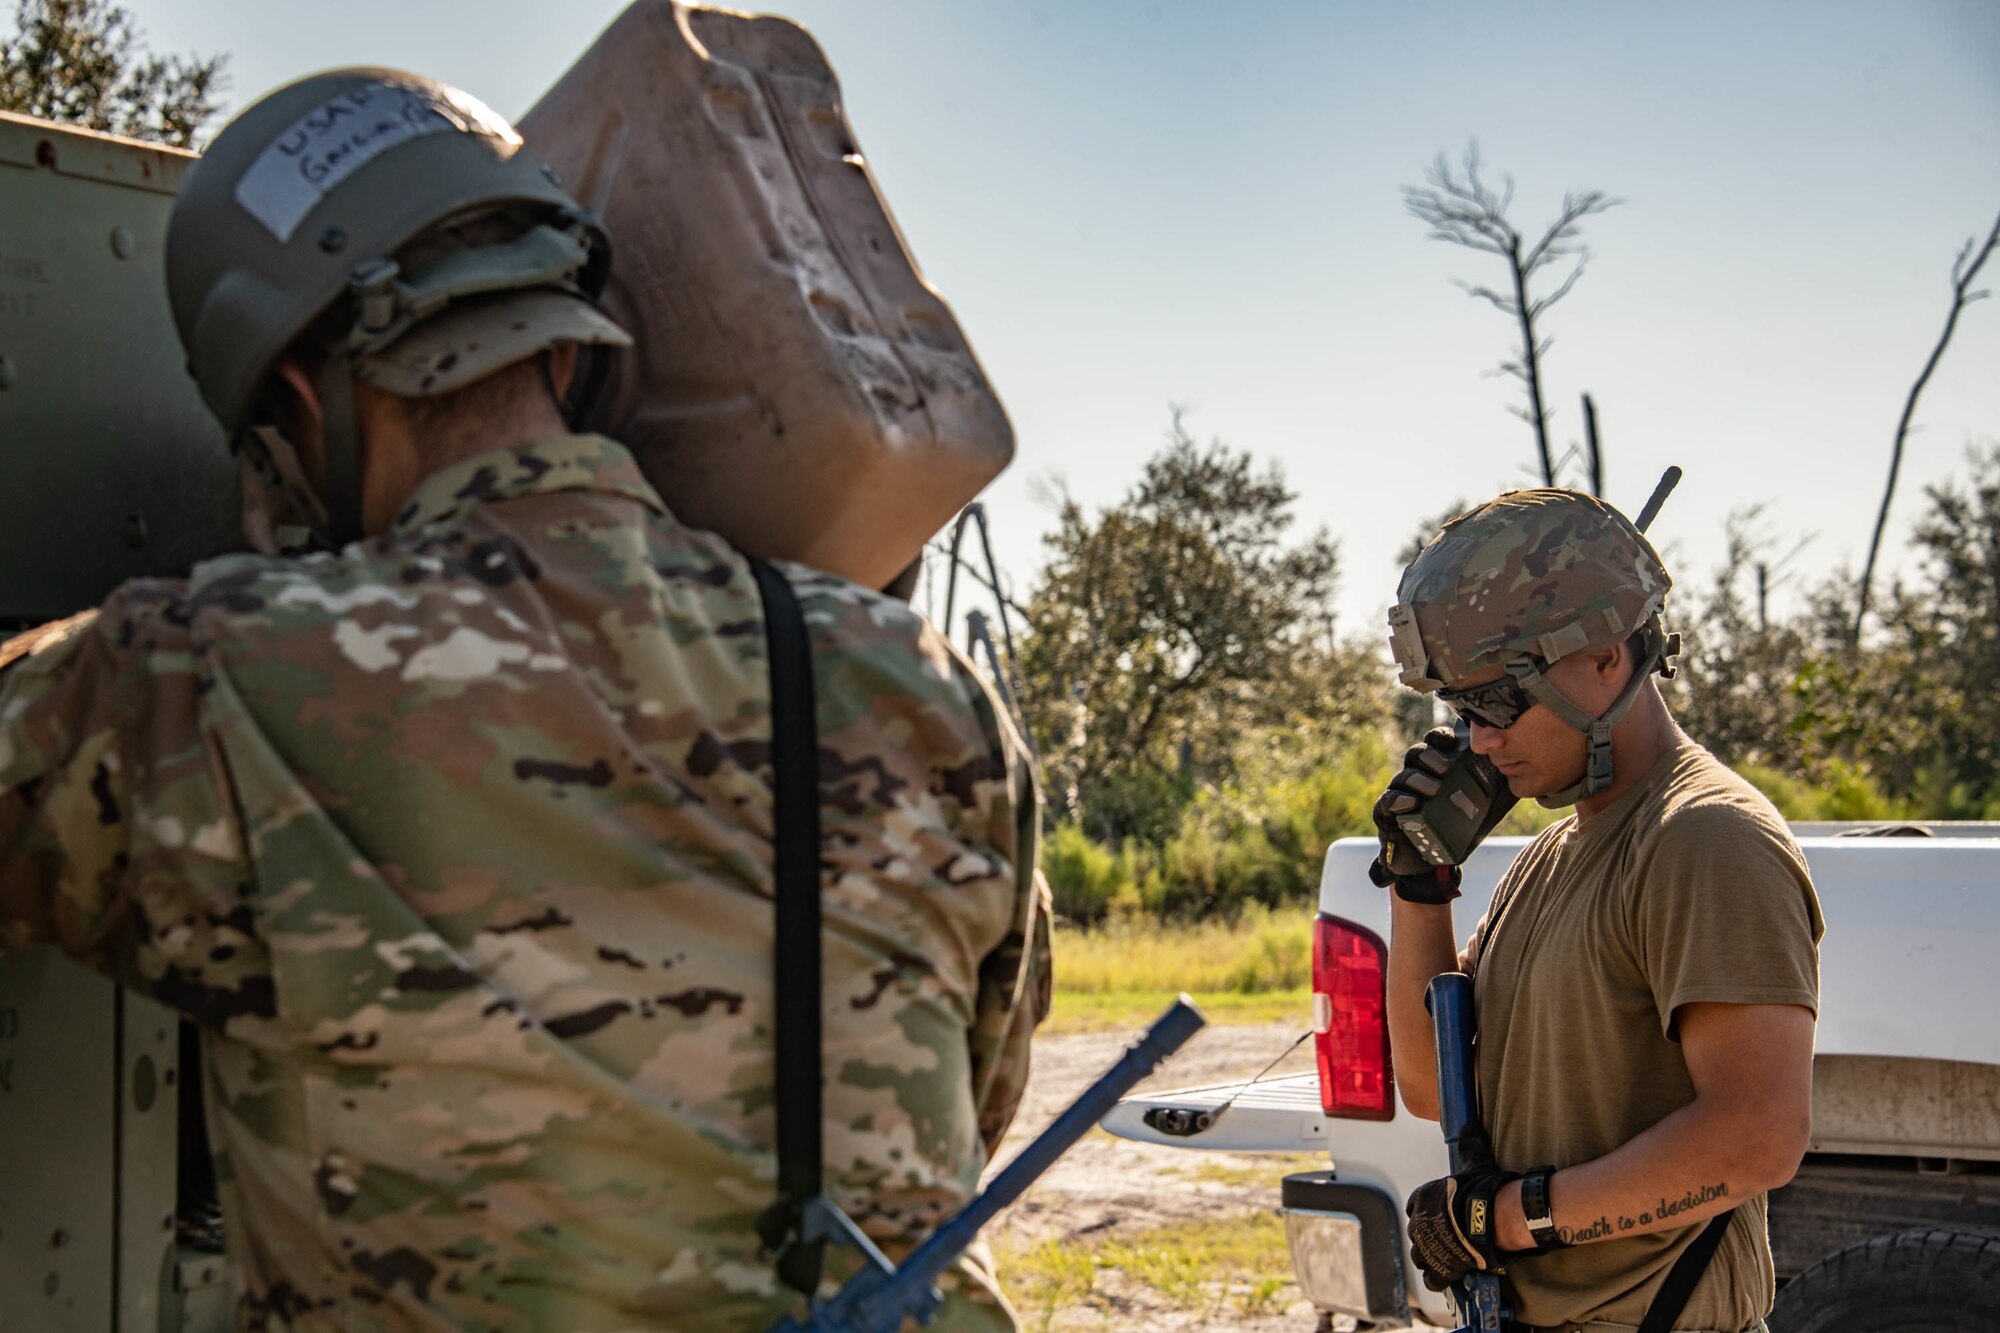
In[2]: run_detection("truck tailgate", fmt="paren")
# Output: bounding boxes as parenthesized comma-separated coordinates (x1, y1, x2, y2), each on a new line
(1103, 1072, 1333, 1151)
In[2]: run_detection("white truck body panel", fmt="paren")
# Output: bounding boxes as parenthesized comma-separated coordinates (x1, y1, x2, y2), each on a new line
(1105, 825, 2000, 1326)
(1104, 1071, 1331, 1152)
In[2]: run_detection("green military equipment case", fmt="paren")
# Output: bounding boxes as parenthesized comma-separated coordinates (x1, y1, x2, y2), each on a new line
(0, 112, 240, 627)
(1, 113, 237, 1333)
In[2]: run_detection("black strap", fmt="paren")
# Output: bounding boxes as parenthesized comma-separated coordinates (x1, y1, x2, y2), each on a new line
(1637, 1208, 1734, 1333)
(316, 354, 365, 547)
(1469, 871, 1525, 979)
(747, 556, 825, 1297)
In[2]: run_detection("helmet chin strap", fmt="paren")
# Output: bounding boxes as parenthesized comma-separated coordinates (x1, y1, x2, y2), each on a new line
(238, 358, 363, 554)
(239, 427, 331, 554)
(1504, 621, 1679, 809)
(316, 353, 367, 547)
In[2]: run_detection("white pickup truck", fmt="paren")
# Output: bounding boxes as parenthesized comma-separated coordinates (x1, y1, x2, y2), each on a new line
(1106, 824, 2000, 1332)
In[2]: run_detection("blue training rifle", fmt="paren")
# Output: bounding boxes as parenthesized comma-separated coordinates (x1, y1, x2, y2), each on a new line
(767, 996, 1206, 1333)
(1427, 971, 1511, 1333)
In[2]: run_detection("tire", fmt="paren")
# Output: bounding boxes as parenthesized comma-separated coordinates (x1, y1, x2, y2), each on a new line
(1768, 1227, 2000, 1333)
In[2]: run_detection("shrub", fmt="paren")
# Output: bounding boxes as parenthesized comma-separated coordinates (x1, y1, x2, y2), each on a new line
(1225, 906, 1313, 993)
(1041, 821, 1140, 925)
(1737, 763, 1826, 820)
(1051, 907, 1311, 995)
(1739, 760, 1908, 822)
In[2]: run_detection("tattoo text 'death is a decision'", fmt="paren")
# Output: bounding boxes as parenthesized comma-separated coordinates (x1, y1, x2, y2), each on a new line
(1556, 1182, 1730, 1244)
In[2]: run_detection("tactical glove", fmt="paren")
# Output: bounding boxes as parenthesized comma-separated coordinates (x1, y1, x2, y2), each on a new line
(1368, 726, 1468, 903)
(1405, 1131, 1520, 1292)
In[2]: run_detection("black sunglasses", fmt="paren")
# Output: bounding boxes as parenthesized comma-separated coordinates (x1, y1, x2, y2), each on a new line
(1437, 674, 1536, 730)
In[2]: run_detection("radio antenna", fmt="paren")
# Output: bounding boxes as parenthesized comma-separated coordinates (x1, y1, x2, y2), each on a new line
(1634, 466, 1682, 534)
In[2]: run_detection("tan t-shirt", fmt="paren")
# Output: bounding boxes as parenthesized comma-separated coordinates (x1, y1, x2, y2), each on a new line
(1465, 744, 1823, 1331)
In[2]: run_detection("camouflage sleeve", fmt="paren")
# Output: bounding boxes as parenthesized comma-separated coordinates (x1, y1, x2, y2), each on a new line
(965, 683, 1053, 1157)
(0, 585, 261, 1020)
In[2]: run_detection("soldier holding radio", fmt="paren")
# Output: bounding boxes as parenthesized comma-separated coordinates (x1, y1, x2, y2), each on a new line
(1370, 490, 1823, 1333)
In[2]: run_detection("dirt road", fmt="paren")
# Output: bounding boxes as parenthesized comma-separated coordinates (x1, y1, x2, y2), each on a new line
(985, 1020, 1406, 1331)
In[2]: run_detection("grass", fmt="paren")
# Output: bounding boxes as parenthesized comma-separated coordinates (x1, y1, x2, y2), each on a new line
(1045, 987, 1310, 1035)
(1055, 906, 1312, 994)
(994, 1212, 1298, 1329)
(1004, 916, 1319, 1325)
(1164, 1152, 1325, 1187)
(996, 1237, 1099, 1332)
(1045, 909, 1315, 1034)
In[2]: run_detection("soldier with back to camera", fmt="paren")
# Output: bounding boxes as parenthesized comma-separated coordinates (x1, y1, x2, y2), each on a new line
(0, 70, 1048, 1332)
(1371, 490, 1822, 1333)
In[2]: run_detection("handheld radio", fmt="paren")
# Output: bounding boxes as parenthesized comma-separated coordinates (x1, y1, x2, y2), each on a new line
(1395, 722, 1515, 867)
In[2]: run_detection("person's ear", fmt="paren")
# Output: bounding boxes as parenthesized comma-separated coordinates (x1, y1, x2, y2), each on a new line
(272, 358, 322, 420)
(1595, 639, 1631, 690)
(265, 360, 329, 480)
(547, 342, 580, 401)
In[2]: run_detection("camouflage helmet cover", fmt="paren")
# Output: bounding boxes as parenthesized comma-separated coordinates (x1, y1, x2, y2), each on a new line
(165, 68, 620, 434)
(1389, 488, 1671, 692)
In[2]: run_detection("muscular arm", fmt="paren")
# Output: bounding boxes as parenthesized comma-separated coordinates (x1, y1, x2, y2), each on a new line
(966, 682, 1053, 1157)
(969, 864, 1052, 1155)
(2, 589, 256, 1017)
(1495, 1001, 1815, 1250)
(1385, 897, 1463, 1121)
(1, 609, 128, 954)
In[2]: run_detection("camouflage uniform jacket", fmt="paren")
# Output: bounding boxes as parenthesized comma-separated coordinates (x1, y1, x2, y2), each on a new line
(0, 433, 1051, 1332)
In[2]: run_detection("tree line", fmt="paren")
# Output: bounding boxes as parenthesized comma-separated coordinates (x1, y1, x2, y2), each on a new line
(2, 0, 224, 147)
(1020, 423, 2000, 925)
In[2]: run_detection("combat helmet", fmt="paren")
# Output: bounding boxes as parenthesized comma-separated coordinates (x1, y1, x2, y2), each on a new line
(1388, 489, 1680, 807)
(165, 68, 631, 544)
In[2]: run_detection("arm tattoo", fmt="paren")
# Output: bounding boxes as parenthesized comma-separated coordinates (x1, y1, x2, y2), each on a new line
(1557, 1182, 1730, 1244)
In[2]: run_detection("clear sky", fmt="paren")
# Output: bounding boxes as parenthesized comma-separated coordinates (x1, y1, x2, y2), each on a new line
(141, 0, 2000, 640)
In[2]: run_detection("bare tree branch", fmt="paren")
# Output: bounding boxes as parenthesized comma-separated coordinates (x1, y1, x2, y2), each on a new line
(1853, 205, 2000, 646)
(1521, 190, 1617, 272)
(1529, 259, 1587, 316)
(1404, 141, 1620, 486)
(1454, 280, 1517, 314)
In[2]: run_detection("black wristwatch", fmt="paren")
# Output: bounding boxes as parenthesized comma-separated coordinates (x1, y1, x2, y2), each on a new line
(1521, 1165, 1571, 1253)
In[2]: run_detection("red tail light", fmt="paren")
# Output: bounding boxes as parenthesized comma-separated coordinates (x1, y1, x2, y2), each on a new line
(1312, 912, 1394, 1120)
